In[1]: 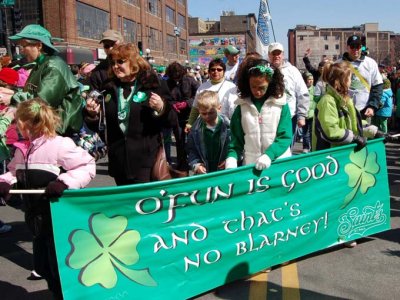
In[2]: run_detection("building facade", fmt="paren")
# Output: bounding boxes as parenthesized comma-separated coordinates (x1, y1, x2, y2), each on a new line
(1, 0, 189, 65)
(188, 13, 257, 67)
(288, 23, 399, 69)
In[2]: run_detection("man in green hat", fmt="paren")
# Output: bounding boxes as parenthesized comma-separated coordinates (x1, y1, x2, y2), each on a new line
(2, 24, 83, 136)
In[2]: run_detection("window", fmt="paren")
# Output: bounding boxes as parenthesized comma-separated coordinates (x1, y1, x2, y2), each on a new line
(177, 0, 185, 5)
(324, 35, 328, 40)
(148, 0, 161, 17)
(325, 45, 329, 50)
(76, 1, 109, 40)
(299, 36, 303, 41)
(166, 6, 175, 24)
(167, 34, 177, 53)
(123, 19, 137, 43)
(178, 13, 186, 28)
(335, 44, 339, 50)
(148, 27, 162, 51)
(179, 38, 186, 54)
(124, 0, 139, 6)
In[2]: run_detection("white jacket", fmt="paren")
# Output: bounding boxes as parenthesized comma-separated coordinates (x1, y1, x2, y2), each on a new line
(193, 79, 238, 119)
(280, 61, 310, 120)
(238, 95, 291, 165)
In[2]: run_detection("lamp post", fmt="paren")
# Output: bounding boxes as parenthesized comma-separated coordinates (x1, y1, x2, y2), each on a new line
(144, 48, 155, 66)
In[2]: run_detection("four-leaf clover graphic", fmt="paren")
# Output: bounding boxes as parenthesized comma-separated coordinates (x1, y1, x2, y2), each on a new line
(343, 147, 380, 208)
(66, 213, 157, 289)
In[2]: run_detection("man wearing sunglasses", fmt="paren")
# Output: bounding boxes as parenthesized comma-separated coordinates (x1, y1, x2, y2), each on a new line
(337, 35, 383, 119)
(89, 29, 124, 92)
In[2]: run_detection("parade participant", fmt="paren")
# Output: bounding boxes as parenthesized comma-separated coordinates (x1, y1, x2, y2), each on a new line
(372, 79, 393, 133)
(312, 61, 384, 151)
(187, 90, 230, 174)
(89, 29, 124, 92)
(0, 98, 95, 299)
(303, 48, 328, 85)
(224, 45, 241, 83)
(185, 59, 238, 131)
(268, 42, 310, 140)
(225, 58, 292, 170)
(164, 62, 192, 170)
(336, 35, 383, 118)
(0, 67, 19, 164)
(2, 24, 83, 136)
(85, 43, 175, 185)
(302, 72, 316, 153)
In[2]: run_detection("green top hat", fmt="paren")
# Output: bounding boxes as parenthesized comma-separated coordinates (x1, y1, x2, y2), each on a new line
(9, 24, 59, 53)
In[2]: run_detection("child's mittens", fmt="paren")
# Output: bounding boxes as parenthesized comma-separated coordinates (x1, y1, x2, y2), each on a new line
(255, 154, 271, 170)
(45, 181, 68, 198)
(225, 157, 238, 169)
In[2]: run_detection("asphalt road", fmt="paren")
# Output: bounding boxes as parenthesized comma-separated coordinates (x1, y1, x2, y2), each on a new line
(0, 143, 399, 300)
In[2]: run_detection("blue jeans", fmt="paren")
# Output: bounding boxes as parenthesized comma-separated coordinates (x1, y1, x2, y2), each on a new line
(302, 118, 313, 151)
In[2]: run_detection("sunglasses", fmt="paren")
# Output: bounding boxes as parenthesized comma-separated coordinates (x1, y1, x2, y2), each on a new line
(103, 42, 115, 49)
(349, 45, 361, 50)
(111, 59, 127, 66)
(209, 68, 224, 72)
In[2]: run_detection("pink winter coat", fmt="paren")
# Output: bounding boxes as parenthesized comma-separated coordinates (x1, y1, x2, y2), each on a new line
(0, 135, 96, 189)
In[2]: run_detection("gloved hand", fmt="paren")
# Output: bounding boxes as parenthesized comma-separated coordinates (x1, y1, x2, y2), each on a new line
(255, 154, 271, 170)
(45, 181, 68, 198)
(225, 157, 238, 169)
(0, 182, 11, 205)
(353, 135, 367, 151)
(172, 101, 187, 113)
(374, 130, 400, 143)
(0, 182, 11, 198)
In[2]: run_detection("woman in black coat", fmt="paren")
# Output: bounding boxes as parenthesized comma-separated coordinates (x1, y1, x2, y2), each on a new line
(86, 43, 176, 185)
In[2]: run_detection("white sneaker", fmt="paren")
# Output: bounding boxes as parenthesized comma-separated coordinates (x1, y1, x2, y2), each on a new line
(344, 241, 357, 248)
(0, 224, 11, 233)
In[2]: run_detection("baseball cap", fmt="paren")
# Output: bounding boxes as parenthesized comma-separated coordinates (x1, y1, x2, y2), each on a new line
(100, 29, 123, 43)
(347, 35, 362, 47)
(268, 42, 284, 53)
(224, 45, 240, 55)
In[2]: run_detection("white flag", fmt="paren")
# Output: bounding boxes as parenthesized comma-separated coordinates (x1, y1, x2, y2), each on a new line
(256, 0, 270, 58)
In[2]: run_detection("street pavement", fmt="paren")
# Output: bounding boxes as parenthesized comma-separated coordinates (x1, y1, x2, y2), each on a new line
(0, 143, 399, 300)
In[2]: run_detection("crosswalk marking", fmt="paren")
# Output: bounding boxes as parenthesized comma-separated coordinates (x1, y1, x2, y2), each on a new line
(249, 272, 268, 300)
(247, 263, 300, 299)
(282, 263, 300, 300)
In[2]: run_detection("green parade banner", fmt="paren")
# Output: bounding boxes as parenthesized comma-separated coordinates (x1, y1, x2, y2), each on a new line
(51, 140, 390, 300)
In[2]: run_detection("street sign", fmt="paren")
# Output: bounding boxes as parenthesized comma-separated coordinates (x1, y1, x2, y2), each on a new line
(0, 0, 15, 6)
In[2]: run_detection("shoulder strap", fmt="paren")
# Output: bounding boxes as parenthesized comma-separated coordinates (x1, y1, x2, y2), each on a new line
(347, 62, 371, 92)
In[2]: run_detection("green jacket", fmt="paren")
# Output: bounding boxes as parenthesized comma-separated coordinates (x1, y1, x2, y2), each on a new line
(0, 116, 12, 161)
(307, 85, 316, 119)
(312, 85, 362, 151)
(13, 54, 83, 135)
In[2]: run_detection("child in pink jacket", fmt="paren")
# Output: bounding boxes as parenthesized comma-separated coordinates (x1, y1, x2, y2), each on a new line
(0, 98, 96, 299)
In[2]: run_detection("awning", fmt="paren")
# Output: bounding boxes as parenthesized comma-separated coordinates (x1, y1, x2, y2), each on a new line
(55, 46, 97, 65)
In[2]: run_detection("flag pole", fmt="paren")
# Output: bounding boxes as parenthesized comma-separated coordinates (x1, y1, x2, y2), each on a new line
(266, 0, 276, 42)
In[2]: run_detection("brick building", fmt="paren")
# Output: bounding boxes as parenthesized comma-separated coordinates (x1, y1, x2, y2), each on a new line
(288, 23, 400, 69)
(188, 13, 257, 67)
(1, 0, 189, 65)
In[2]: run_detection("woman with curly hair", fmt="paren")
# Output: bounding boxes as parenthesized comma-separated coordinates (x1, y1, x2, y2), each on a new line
(86, 43, 176, 185)
(225, 58, 292, 170)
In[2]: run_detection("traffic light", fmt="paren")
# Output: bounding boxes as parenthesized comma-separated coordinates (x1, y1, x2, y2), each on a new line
(12, 7, 22, 33)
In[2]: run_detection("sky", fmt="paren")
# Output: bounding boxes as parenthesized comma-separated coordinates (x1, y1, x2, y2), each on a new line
(188, 0, 400, 56)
